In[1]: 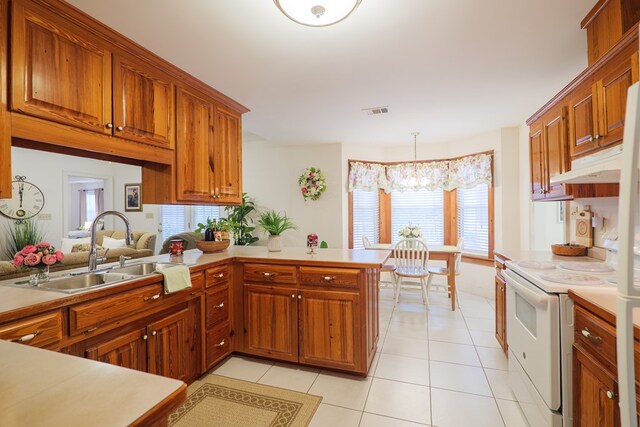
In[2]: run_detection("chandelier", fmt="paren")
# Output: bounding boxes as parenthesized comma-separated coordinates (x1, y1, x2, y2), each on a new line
(401, 132, 428, 188)
(274, 0, 362, 27)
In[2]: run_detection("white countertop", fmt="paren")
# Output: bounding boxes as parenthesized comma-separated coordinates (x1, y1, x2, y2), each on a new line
(0, 340, 185, 426)
(0, 246, 390, 318)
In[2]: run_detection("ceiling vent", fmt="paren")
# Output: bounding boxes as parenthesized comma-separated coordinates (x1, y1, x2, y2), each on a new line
(362, 106, 389, 115)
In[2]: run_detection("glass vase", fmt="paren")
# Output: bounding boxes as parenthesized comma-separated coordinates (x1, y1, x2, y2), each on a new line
(28, 265, 50, 286)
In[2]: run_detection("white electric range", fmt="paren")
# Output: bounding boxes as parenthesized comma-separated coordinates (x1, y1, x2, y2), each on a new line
(504, 254, 621, 427)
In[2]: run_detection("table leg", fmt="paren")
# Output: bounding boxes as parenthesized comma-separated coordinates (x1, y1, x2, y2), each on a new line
(448, 254, 456, 311)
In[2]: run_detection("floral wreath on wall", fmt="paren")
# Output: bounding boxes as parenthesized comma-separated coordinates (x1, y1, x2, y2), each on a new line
(298, 167, 327, 201)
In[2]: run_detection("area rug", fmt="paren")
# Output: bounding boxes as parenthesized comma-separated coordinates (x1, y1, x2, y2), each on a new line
(168, 374, 322, 427)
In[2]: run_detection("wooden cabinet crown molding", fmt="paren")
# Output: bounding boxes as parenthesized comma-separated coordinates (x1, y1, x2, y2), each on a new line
(526, 24, 638, 125)
(21, 0, 249, 115)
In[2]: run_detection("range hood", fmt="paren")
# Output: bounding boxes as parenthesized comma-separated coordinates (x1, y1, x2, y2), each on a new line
(550, 144, 623, 184)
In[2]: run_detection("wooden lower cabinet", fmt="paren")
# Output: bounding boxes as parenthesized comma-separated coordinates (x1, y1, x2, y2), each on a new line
(148, 307, 190, 381)
(244, 284, 298, 362)
(573, 345, 619, 427)
(494, 251, 509, 354)
(298, 289, 359, 371)
(85, 327, 148, 372)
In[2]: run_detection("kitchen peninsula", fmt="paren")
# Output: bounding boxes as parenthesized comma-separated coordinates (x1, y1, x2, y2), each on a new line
(0, 246, 388, 422)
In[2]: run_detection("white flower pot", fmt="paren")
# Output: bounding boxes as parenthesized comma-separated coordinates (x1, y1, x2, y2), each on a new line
(267, 235, 282, 252)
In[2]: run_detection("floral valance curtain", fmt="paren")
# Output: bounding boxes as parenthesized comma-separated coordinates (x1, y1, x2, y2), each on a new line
(348, 161, 389, 192)
(348, 153, 492, 192)
(386, 161, 450, 192)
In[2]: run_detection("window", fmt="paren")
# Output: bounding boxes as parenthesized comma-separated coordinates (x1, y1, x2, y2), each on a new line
(160, 205, 222, 242)
(351, 189, 379, 249)
(391, 188, 444, 246)
(457, 184, 489, 256)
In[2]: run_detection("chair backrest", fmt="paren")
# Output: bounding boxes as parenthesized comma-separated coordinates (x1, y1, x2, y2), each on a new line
(362, 235, 372, 249)
(454, 237, 464, 273)
(393, 238, 429, 272)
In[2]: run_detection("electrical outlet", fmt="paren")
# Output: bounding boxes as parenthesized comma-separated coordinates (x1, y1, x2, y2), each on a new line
(145, 212, 154, 219)
(37, 213, 52, 220)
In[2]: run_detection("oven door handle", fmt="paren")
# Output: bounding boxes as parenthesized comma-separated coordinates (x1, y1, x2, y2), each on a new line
(505, 271, 549, 307)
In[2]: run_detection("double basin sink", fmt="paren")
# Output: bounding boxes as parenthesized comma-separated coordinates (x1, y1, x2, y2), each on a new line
(11, 262, 178, 293)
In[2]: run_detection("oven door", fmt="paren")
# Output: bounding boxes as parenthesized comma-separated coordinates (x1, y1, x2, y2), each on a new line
(505, 268, 561, 411)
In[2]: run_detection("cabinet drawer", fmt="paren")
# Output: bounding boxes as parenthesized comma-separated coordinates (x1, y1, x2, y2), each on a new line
(0, 310, 63, 347)
(244, 263, 296, 284)
(69, 284, 163, 335)
(299, 267, 360, 288)
(574, 306, 617, 366)
(206, 322, 231, 368)
(206, 285, 229, 328)
(206, 264, 231, 288)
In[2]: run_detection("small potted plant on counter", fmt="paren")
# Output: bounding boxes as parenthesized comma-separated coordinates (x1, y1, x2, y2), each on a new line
(257, 210, 297, 252)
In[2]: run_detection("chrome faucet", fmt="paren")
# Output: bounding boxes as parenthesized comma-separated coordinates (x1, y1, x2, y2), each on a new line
(88, 210, 133, 272)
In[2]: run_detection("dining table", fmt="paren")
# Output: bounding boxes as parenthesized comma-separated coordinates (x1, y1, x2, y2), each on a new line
(367, 243, 461, 311)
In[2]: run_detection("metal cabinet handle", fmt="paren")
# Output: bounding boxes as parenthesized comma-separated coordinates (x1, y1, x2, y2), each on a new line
(116, 125, 124, 131)
(298, 294, 302, 299)
(106, 123, 113, 129)
(322, 275, 337, 281)
(151, 331, 157, 336)
(261, 272, 276, 278)
(581, 327, 602, 344)
(144, 293, 161, 302)
(214, 339, 225, 348)
(594, 134, 601, 140)
(213, 273, 225, 278)
(10, 330, 41, 343)
(291, 294, 295, 298)
(606, 390, 617, 400)
(143, 334, 148, 340)
(214, 302, 225, 310)
(84, 327, 99, 334)
(588, 136, 594, 142)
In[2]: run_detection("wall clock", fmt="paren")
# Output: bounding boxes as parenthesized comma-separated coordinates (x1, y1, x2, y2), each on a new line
(0, 176, 45, 221)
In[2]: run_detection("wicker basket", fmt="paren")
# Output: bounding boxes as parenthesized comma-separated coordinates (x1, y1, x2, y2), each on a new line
(196, 239, 231, 253)
(551, 243, 588, 257)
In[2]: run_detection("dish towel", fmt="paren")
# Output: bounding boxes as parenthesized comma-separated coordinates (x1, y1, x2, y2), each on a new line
(157, 265, 192, 294)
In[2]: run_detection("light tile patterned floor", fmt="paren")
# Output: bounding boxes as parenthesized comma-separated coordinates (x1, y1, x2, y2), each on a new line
(210, 287, 529, 426)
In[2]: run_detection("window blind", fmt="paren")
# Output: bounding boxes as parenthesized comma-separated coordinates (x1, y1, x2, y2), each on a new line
(160, 205, 187, 242)
(391, 188, 444, 246)
(457, 184, 489, 256)
(192, 206, 221, 229)
(352, 189, 379, 249)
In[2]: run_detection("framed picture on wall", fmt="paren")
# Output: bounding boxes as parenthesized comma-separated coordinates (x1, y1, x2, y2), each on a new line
(124, 183, 142, 212)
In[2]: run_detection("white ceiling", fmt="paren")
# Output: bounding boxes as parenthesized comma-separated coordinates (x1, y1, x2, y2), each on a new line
(67, 0, 596, 146)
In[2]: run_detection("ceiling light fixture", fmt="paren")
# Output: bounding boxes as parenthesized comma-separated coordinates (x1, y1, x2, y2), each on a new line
(401, 132, 428, 188)
(274, 0, 362, 27)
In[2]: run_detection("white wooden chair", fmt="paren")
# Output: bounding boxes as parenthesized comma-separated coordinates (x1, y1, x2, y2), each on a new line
(362, 236, 396, 288)
(392, 238, 430, 306)
(428, 237, 463, 307)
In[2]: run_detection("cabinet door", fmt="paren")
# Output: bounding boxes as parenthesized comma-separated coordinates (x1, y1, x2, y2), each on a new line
(244, 284, 298, 362)
(11, 1, 112, 134)
(112, 54, 174, 148)
(213, 105, 242, 204)
(298, 289, 359, 371)
(597, 53, 637, 149)
(569, 84, 599, 158)
(147, 308, 189, 381)
(175, 86, 214, 203)
(573, 345, 619, 427)
(544, 109, 570, 199)
(495, 275, 507, 353)
(529, 123, 546, 200)
(85, 328, 147, 372)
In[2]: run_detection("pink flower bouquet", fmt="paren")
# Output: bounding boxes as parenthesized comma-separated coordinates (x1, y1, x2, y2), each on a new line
(13, 242, 64, 270)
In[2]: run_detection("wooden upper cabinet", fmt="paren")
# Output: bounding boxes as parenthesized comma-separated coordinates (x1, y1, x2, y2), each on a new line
(11, 1, 112, 134)
(528, 123, 546, 201)
(544, 109, 570, 199)
(213, 104, 242, 204)
(569, 46, 638, 159)
(175, 86, 214, 203)
(582, 0, 640, 65)
(112, 55, 175, 149)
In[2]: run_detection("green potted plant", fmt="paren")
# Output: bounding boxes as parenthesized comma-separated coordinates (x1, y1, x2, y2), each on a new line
(194, 217, 218, 241)
(225, 193, 259, 246)
(257, 210, 297, 252)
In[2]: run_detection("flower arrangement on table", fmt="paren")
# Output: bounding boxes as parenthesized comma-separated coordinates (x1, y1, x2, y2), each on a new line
(298, 167, 327, 201)
(13, 243, 64, 281)
(398, 224, 422, 239)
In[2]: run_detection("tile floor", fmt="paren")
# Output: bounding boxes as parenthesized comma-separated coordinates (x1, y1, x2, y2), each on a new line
(209, 285, 530, 427)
